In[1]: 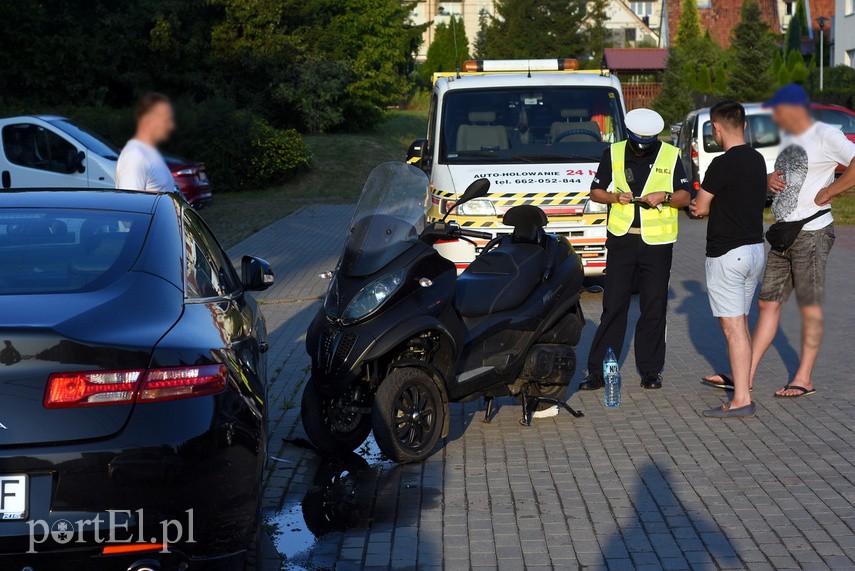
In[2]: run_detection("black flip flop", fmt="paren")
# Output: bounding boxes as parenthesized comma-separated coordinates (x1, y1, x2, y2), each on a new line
(702, 374, 734, 390)
(701, 374, 753, 391)
(774, 384, 816, 398)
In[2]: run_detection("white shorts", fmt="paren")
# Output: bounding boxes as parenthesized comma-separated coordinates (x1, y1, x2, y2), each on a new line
(705, 244, 766, 318)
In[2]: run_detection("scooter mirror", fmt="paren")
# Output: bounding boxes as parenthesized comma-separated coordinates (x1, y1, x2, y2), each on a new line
(443, 178, 491, 220)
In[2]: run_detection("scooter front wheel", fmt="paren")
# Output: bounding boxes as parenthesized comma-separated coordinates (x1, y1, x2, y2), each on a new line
(372, 368, 446, 464)
(301, 381, 372, 454)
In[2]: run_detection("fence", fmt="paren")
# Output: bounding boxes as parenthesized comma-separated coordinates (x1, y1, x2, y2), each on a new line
(622, 83, 662, 110)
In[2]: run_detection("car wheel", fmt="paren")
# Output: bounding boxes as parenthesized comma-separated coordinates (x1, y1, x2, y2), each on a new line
(301, 381, 371, 454)
(371, 368, 446, 464)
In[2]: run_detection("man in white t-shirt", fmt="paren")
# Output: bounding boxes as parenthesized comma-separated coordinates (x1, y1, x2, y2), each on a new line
(708, 84, 855, 399)
(116, 92, 178, 194)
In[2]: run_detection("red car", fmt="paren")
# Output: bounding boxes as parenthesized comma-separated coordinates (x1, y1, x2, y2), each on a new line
(165, 156, 212, 208)
(810, 103, 855, 173)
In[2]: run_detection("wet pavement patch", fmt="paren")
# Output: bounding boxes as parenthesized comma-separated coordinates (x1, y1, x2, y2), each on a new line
(265, 435, 438, 569)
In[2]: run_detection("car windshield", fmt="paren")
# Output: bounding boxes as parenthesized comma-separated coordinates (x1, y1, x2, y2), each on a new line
(440, 86, 625, 164)
(48, 119, 120, 160)
(0, 208, 150, 295)
(338, 163, 430, 277)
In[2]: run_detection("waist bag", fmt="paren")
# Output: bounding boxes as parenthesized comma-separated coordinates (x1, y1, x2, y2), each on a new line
(765, 209, 830, 252)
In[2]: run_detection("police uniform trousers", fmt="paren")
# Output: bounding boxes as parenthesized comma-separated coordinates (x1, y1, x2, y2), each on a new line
(586, 230, 673, 376)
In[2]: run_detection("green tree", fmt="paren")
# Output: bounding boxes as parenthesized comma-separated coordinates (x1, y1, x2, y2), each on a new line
(696, 63, 714, 94)
(481, 0, 588, 59)
(585, 0, 611, 68)
(421, 17, 470, 82)
(772, 49, 785, 75)
(727, 0, 776, 101)
(785, 0, 808, 56)
(776, 64, 792, 85)
(675, 0, 702, 47)
(654, 50, 694, 124)
(266, 0, 425, 129)
(787, 49, 809, 84)
(473, 8, 490, 59)
(714, 62, 729, 94)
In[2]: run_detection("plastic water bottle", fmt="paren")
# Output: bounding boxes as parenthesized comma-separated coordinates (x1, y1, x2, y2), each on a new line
(603, 348, 621, 407)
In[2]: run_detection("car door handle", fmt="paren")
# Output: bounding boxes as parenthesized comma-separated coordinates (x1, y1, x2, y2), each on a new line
(2, 171, 10, 189)
(259, 341, 270, 354)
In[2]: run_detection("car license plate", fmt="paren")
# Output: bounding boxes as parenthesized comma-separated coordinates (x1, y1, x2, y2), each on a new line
(0, 474, 27, 520)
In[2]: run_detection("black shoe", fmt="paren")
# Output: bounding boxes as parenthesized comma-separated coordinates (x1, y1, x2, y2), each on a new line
(579, 374, 604, 391)
(640, 373, 662, 390)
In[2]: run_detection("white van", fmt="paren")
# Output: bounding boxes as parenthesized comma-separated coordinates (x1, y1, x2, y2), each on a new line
(0, 115, 118, 190)
(407, 59, 628, 276)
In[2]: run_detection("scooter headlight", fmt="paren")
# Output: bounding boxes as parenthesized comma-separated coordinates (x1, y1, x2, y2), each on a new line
(456, 198, 496, 216)
(341, 269, 405, 323)
(584, 198, 608, 214)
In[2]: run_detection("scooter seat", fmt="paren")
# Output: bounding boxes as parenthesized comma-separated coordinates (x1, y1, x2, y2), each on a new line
(454, 243, 547, 318)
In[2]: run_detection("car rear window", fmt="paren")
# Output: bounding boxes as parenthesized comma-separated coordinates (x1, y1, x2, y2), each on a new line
(0, 208, 150, 295)
(702, 114, 780, 153)
(747, 114, 780, 148)
(702, 121, 723, 153)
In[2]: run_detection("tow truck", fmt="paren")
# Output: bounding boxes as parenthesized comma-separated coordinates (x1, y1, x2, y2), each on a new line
(407, 58, 628, 276)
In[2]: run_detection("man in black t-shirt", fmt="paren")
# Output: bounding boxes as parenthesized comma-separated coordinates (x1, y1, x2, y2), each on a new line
(690, 101, 767, 418)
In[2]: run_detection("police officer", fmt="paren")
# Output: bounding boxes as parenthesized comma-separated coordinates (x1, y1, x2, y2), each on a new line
(579, 108, 692, 391)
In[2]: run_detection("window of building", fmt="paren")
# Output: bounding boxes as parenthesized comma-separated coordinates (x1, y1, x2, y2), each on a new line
(625, 28, 637, 45)
(696, 0, 711, 7)
(846, 49, 855, 68)
(630, 1, 654, 17)
(847, 0, 855, 15)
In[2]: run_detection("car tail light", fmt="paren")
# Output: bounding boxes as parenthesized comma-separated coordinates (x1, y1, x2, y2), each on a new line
(44, 365, 227, 408)
(138, 365, 226, 402)
(691, 143, 699, 168)
(45, 370, 143, 408)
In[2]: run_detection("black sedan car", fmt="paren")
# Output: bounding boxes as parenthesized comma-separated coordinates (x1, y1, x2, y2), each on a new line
(0, 190, 273, 570)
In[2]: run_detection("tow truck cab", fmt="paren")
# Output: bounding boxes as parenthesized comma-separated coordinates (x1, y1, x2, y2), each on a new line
(407, 58, 627, 276)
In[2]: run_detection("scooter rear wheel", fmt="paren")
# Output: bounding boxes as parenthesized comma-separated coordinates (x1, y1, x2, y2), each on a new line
(372, 368, 446, 464)
(301, 382, 372, 454)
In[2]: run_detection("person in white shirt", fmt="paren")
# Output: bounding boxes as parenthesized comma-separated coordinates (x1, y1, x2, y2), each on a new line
(116, 92, 177, 194)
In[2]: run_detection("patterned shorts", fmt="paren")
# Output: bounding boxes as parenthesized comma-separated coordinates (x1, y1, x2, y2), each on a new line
(759, 223, 835, 306)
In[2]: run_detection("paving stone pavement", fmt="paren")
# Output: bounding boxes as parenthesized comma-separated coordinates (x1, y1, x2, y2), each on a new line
(228, 206, 855, 571)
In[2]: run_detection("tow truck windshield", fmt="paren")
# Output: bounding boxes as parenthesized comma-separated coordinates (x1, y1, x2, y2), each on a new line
(441, 86, 625, 165)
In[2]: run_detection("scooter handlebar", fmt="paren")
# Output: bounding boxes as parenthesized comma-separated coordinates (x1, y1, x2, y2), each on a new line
(454, 227, 492, 240)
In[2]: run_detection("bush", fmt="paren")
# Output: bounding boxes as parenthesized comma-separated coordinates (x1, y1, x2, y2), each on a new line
(168, 100, 312, 191)
(249, 121, 312, 188)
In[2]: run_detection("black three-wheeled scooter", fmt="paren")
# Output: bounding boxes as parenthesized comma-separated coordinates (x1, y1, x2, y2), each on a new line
(301, 162, 586, 463)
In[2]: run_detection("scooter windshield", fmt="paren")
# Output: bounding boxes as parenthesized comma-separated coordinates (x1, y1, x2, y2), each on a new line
(338, 163, 430, 277)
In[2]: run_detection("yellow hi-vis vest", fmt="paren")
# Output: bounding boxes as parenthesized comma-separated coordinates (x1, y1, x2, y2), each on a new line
(607, 141, 680, 244)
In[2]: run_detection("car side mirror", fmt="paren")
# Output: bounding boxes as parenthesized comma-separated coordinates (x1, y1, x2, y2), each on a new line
(66, 150, 85, 174)
(241, 256, 275, 291)
(406, 138, 429, 169)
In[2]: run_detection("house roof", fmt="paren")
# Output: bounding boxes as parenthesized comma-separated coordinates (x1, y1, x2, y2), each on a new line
(665, 0, 781, 47)
(604, 48, 668, 72)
